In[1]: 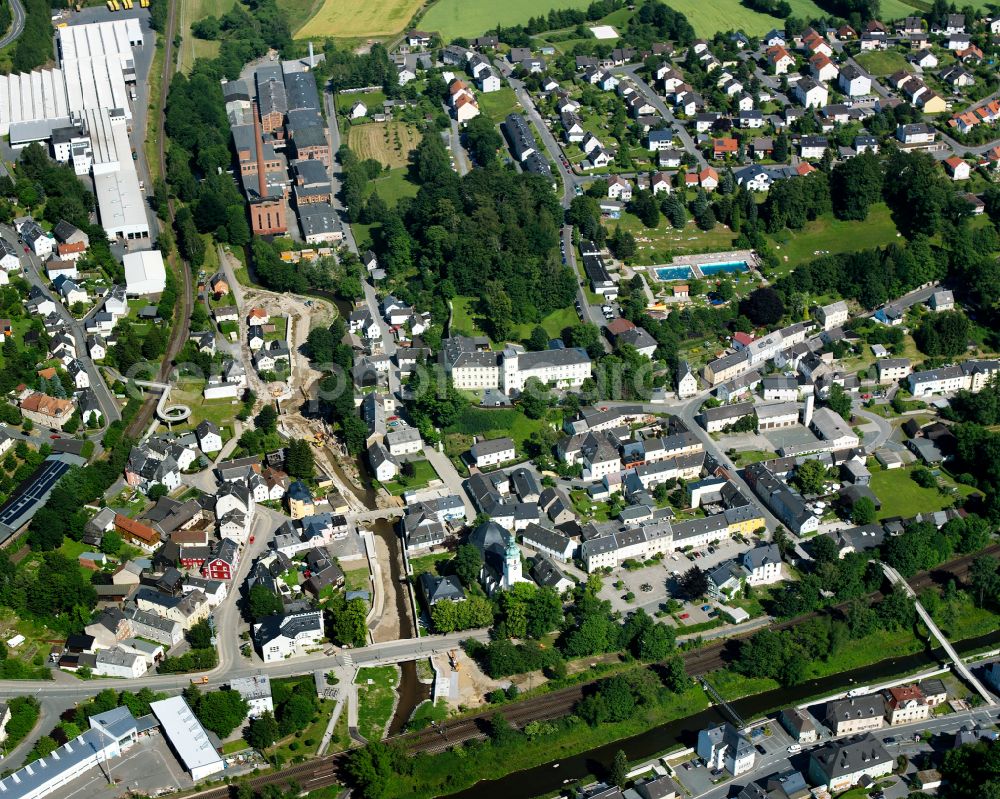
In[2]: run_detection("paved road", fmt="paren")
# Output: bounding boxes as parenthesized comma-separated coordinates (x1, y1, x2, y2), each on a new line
(612, 65, 708, 169)
(423, 443, 477, 519)
(509, 77, 577, 207)
(0, 630, 490, 700)
(0, 0, 24, 49)
(323, 88, 359, 256)
(7, 224, 122, 428)
(446, 113, 471, 176)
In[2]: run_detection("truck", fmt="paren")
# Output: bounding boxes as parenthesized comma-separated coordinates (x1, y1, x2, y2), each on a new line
(190, 675, 209, 685)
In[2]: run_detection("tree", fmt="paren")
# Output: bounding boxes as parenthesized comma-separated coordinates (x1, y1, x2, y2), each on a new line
(810, 533, 839, 564)
(678, 566, 709, 599)
(827, 383, 853, 421)
(970, 556, 1000, 607)
(186, 619, 213, 649)
(454, 544, 483, 587)
(831, 153, 883, 221)
(345, 742, 410, 799)
(464, 115, 502, 164)
(740, 287, 784, 326)
(285, 439, 315, 480)
(851, 496, 877, 525)
(914, 311, 971, 358)
(483, 281, 514, 342)
(630, 189, 660, 228)
(610, 749, 628, 788)
(527, 325, 549, 351)
(255, 404, 278, 433)
(794, 458, 828, 495)
(194, 689, 249, 738)
(248, 584, 283, 619)
(245, 710, 280, 749)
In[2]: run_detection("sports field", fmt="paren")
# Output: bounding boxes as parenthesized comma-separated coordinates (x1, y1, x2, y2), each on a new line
(294, 0, 424, 38)
(346, 121, 422, 169)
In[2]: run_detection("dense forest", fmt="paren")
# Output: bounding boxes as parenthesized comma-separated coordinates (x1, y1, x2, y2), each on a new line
(366, 132, 577, 339)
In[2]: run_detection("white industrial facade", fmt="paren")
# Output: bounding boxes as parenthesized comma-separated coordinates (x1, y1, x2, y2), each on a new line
(87, 107, 149, 241)
(58, 20, 141, 121)
(0, 69, 70, 138)
(149, 697, 224, 781)
(0, 19, 143, 137)
(123, 249, 165, 295)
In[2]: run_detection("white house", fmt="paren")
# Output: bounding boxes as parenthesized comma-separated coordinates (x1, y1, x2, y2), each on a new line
(471, 437, 516, 468)
(607, 176, 632, 201)
(368, 442, 398, 482)
(838, 65, 871, 96)
(254, 611, 325, 662)
(196, 420, 223, 454)
(697, 723, 756, 776)
(794, 77, 828, 108)
(350, 102, 367, 119)
(742, 543, 782, 586)
(94, 646, 148, 678)
(677, 360, 698, 398)
(123, 250, 166, 296)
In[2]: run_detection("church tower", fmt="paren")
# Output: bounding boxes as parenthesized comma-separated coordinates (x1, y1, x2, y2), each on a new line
(502, 534, 523, 589)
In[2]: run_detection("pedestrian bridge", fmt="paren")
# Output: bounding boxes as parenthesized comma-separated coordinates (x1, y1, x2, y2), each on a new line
(881, 563, 995, 705)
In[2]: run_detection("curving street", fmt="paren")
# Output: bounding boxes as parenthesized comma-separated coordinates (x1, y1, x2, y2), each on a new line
(0, 0, 25, 49)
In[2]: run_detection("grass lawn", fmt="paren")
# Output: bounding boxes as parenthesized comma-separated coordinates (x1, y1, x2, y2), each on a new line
(179, 0, 237, 71)
(768, 204, 901, 273)
(356, 666, 399, 742)
(347, 121, 422, 169)
(296, 0, 421, 37)
(605, 213, 737, 266)
(477, 87, 520, 121)
(158, 383, 240, 438)
(451, 295, 577, 344)
(868, 463, 976, 520)
(855, 50, 913, 77)
(337, 91, 387, 117)
(730, 449, 779, 466)
(343, 566, 372, 593)
(364, 167, 419, 207)
(444, 405, 556, 455)
(272, 697, 337, 760)
(408, 551, 452, 577)
(382, 457, 439, 495)
(709, 667, 780, 701)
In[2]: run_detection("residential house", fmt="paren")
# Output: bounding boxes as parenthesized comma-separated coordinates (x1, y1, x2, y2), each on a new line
(697, 723, 755, 776)
(253, 611, 325, 662)
(825, 695, 886, 737)
(471, 437, 516, 468)
(808, 735, 893, 793)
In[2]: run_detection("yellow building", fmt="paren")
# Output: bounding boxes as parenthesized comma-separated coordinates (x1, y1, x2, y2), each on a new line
(287, 480, 315, 520)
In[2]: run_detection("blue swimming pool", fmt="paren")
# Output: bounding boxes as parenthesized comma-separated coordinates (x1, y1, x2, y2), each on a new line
(655, 266, 694, 281)
(700, 260, 749, 276)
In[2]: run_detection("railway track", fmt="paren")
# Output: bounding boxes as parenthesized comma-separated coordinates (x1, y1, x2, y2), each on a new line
(171, 544, 1000, 798)
(124, 0, 193, 441)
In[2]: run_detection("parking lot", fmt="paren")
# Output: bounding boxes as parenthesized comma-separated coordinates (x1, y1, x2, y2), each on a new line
(597, 535, 751, 628)
(58, 734, 190, 799)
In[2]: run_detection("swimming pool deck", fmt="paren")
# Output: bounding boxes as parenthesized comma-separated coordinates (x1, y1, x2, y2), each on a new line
(648, 249, 759, 280)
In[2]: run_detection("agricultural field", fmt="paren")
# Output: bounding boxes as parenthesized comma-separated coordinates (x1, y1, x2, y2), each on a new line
(347, 121, 422, 169)
(294, 0, 424, 38)
(179, 0, 237, 72)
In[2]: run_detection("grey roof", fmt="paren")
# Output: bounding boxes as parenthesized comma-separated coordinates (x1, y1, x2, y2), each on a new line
(743, 542, 781, 570)
(419, 572, 465, 604)
(253, 610, 323, 646)
(810, 734, 891, 780)
(471, 437, 515, 459)
(826, 695, 886, 725)
(521, 522, 573, 553)
(298, 202, 342, 237)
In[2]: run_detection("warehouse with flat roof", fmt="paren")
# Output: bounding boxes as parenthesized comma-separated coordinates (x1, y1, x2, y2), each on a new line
(149, 697, 224, 781)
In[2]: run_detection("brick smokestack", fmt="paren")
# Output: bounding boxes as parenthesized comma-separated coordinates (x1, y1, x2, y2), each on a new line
(252, 100, 267, 199)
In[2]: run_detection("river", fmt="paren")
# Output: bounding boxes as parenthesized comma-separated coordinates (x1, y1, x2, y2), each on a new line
(308, 291, 430, 734)
(444, 630, 1000, 799)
